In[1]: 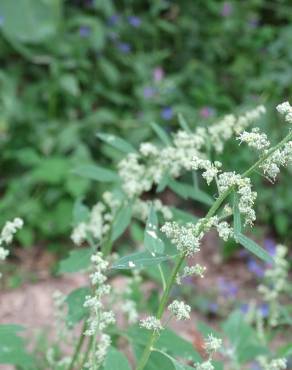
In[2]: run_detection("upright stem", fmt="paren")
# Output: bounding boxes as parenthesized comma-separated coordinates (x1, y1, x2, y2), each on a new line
(67, 320, 88, 370)
(136, 130, 292, 370)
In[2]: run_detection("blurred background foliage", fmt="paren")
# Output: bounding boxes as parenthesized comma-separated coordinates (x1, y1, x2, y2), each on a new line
(0, 0, 291, 247)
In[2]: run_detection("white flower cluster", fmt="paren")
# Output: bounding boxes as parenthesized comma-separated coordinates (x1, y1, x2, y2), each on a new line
(192, 158, 222, 185)
(168, 300, 191, 320)
(176, 264, 206, 284)
(0, 218, 24, 278)
(83, 252, 114, 367)
(132, 198, 172, 222)
(139, 316, 163, 331)
(218, 172, 257, 226)
(276, 101, 292, 123)
(122, 299, 139, 324)
(71, 192, 122, 246)
(195, 334, 222, 370)
(204, 334, 222, 355)
(260, 141, 292, 181)
(259, 357, 287, 370)
(194, 359, 215, 370)
(161, 222, 200, 257)
(208, 105, 266, 152)
(118, 106, 265, 198)
(237, 127, 270, 150)
(258, 245, 289, 327)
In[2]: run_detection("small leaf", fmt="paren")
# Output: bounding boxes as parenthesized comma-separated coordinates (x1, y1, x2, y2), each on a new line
(168, 179, 213, 206)
(156, 174, 170, 193)
(170, 207, 198, 223)
(110, 204, 132, 242)
(178, 113, 192, 133)
(66, 287, 90, 326)
(150, 122, 172, 145)
(97, 133, 136, 153)
(104, 347, 131, 370)
(58, 247, 93, 274)
(112, 251, 175, 270)
(236, 234, 274, 264)
(73, 164, 119, 182)
(144, 205, 164, 254)
(233, 193, 241, 235)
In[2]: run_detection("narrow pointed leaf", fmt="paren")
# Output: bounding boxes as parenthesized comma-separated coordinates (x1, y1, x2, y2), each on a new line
(110, 204, 132, 242)
(178, 113, 192, 133)
(73, 164, 119, 182)
(112, 251, 175, 270)
(233, 193, 241, 235)
(144, 205, 164, 254)
(236, 234, 274, 264)
(97, 133, 136, 153)
(150, 122, 172, 145)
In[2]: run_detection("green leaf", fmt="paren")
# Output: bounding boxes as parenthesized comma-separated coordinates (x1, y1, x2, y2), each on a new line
(168, 179, 213, 206)
(104, 347, 131, 370)
(112, 251, 175, 270)
(60, 74, 80, 97)
(156, 174, 170, 193)
(170, 207, 198, 223)
(97, 133, 136, 154)
(178, 113, 192, 133)
(0, 324, 33, 367)
(73, 164, 119, 182)
(110, 204, 132, 242)
(233, 193, 241, 235)
(150, 122, 172, 146)
(58, 247, 93, 274)
(66, 287, 90, 326)
(144, 205, 164, 254)
(73, 199, 90, 226)
(236, 233, 274, 264)
(31, 157, 69, 184)
(0, 0, 61, 44)
(222, 311, 267, 363)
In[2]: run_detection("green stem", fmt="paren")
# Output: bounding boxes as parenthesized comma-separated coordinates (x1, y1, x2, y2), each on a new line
(135, 130, 292, 370)
(67, 320, 88, 370)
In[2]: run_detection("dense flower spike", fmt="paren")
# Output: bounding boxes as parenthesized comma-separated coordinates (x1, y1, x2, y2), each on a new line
(204, 334, 222, 355)
(168, 300, 191, 320)
(237, 127, 270, 150)
(259, 357, 287, 370)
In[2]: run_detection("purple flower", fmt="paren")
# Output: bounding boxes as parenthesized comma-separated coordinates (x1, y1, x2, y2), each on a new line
(218, 277, 238, 298)
(247, 259, 265, 278)
(117, 42, 131, 54)
(161, 106, 173, 120)
(107, 14, 120, 27)
(208, 302, 219, 313)
(258, 303, 269, 318)
(128, 16, 141, 28)
(143, 86, 156, 99)
(221, 2, 233, 17)
(199, 106, 215, 119)
(153, 67, 164, 82)
(264, 238, 276, 257)
(79, 26, 91, 38)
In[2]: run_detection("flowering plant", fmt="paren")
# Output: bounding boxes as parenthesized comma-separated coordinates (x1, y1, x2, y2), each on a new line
(1, 102, 291, 369)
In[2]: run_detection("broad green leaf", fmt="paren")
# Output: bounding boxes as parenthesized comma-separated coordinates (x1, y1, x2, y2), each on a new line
(73, 199, 90, 226)
(104, 347, 131, 370)
(73, 164, 119, 182)
(236, 233, 274, 264)
(0, 324, 33, 367)
(97, 133, 136, 153)
(150, 122, 172, 145)
(222, 311, 267, 363)
(112, 251, 175, 270)
(0, 0, 61, 44)
(127, 326, 201, 362)
(144, 205, 164, 254)
(66, 287, 90, 326)
(58, 247, 93, 274)
(168, 179, 213, 206)
(233, 193, 241, 235)
(31, 157, 69, 184)
(178, 113, 192, 133)
(110, 204, 132, 242)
